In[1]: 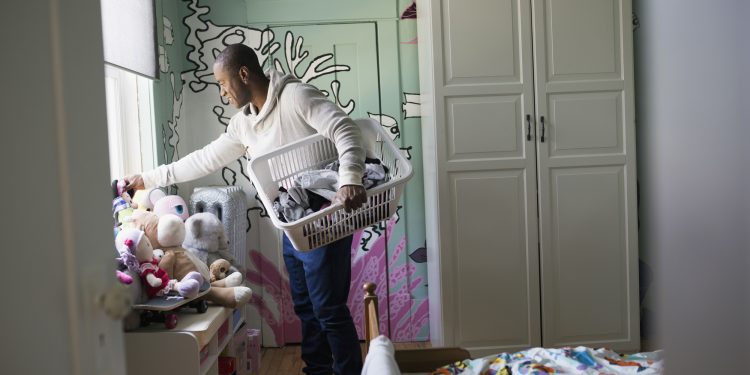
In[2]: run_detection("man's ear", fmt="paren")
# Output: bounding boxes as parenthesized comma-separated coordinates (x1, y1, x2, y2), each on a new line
(239, 66, 249, 83)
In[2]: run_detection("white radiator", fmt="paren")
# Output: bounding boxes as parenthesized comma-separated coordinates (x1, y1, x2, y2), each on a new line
(189, 186, 248, 271)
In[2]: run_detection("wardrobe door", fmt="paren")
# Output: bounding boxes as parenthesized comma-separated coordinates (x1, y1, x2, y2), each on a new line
(532, 0, 640, 351)
(422, 0, 541, 356)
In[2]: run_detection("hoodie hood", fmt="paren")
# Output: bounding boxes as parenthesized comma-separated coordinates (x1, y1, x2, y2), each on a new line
(243, 69, 300, 126)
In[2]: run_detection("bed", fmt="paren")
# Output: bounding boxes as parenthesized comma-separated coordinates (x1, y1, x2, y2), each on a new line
(361, 282, 664, 375)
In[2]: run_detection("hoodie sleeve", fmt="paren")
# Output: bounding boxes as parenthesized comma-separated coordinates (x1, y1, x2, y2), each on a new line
(293, 84, 366, 187)
(141, 124, 246, 189)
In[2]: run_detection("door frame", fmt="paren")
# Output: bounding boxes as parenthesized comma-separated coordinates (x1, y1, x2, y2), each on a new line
(7, 0, 128, 374)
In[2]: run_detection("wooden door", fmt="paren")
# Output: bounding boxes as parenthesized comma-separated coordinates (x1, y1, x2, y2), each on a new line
(421, 0, 542, 356)
(532, 0, 640, 351)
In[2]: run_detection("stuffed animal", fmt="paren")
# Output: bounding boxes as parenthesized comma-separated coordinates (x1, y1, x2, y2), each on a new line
(154, 195, 190, 220)
(112, 179, 138, 209)
(134, 211, 250, 308)
(155, 213, 210, 281)
(209, 259, 237, 286)
(115, 228, 202, 299)
(112, 180, 138, 232)
(132, 188, 166, 212)
(184, 212, 242, 274)
(183, 212, 251, 307)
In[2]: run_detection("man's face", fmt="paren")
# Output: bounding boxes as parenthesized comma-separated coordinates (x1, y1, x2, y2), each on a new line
(213, 63, 251, 109)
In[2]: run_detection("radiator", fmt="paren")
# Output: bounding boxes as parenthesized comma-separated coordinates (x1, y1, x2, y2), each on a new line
(189, 186, 248, 271)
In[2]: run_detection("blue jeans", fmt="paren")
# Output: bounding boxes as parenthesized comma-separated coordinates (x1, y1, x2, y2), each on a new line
(282, 234, 363, 375)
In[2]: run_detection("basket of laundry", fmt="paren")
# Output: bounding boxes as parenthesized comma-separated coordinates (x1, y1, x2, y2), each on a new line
(248, 118, 413, 251)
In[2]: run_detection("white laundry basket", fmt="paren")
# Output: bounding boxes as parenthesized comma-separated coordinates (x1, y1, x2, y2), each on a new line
(248, 118, 413, 251)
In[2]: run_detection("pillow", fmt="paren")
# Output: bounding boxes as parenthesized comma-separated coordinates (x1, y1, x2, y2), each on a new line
(362, 335, 401, 375)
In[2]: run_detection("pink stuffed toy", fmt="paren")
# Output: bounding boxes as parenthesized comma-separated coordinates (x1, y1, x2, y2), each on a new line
(154, 195, 190, 221)
(115, 228, 203, 298)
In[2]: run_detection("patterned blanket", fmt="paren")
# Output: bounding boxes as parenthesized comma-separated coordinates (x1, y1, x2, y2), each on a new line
(431, 346, 663, 375)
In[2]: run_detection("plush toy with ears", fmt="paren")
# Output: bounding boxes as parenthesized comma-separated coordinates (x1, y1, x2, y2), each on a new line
(184, 212, 242, 274)
(133, 212, 250, 308)
(154, 195, 190, 221)
(183, 212, 252, 308)
(209, 259, 240, 287)
(115, 228, 202, 299)
(132, 188, 166, 212)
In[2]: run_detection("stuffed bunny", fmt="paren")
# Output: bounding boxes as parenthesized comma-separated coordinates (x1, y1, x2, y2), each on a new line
(115, 228, 202, 299)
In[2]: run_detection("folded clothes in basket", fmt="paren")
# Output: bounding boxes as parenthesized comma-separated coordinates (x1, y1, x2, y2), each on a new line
(272, 158, 389, 222)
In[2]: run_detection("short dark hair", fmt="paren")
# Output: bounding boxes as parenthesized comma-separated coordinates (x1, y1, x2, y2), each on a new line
(215, 43, 264, 78)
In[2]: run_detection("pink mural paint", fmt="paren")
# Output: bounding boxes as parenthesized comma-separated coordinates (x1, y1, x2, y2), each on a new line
(246, 249, 301, 344)
(246, 216, 429, 345)
(348, 226, 389, 339)
(386, 223, 430, 342)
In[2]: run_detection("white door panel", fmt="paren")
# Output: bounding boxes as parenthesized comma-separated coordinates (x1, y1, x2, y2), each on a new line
(533, 0, 639, 350)
(543, 0, 622, 81)
(446, 95, 525, 160)
(451, 171, 539, 352)
(548, 91, 624, 158)
(543, 166, 631, 345)
(442, 0, 522, 85)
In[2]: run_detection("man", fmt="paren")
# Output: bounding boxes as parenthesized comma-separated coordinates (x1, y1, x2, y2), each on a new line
(126, 43, 366, 375)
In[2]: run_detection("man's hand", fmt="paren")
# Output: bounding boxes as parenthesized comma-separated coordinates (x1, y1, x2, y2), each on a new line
(123, 174, 145, 191)
(335, 185, 367, 212)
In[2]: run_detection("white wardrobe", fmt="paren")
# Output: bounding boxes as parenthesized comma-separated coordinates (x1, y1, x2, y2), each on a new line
(417, 0, 639, 356)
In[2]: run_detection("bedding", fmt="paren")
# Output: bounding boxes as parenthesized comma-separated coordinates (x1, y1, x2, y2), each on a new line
(430, 346, 663, 375)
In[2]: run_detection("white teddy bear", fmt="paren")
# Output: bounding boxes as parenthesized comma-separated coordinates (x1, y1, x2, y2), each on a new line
(183, 212, 251, 307)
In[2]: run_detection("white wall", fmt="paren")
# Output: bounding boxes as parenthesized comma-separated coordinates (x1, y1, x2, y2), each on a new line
(634, 0, 750, 372)
(1, 0, 127, 374)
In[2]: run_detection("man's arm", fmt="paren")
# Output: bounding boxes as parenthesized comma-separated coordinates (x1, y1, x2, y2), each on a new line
(127, 131, 245, 190)
(293, 84, 367, 211)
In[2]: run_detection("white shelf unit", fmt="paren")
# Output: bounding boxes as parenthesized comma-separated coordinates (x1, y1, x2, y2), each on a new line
(125, 307, 245, 375)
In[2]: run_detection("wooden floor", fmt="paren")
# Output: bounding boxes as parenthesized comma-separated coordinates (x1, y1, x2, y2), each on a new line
(260, 341, 431, 375)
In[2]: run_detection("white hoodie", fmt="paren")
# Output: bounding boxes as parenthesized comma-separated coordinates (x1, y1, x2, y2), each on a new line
(142, 70, 366, 189)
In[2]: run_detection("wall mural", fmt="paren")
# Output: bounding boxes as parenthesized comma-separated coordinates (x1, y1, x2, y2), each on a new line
(154, 0, 429, 345)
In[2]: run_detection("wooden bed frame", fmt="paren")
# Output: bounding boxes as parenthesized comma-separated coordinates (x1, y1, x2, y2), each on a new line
(363, 282, 471, 373)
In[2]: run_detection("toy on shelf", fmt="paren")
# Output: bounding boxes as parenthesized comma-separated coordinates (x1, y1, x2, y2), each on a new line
(132, 188, 166, 212)
(133, 211, 251, 309)
(130, 282, 210, 329)
(154, 194, 190, 221)
(185, 212, 243, 275)
(112, 180, 138, 233)
(209, 259, 236, 287)
(183, 212, 252, 308)
(116, 227, 208, 329)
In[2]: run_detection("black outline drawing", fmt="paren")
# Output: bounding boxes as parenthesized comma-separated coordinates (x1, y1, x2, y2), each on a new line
(221, 166, 237, 186)
(213, 105, 231, 129)
(400, 146, 413, 160)
(402, 92, 421, 119)
(368, 112, 401, 141)
(330, 80, 355, 114)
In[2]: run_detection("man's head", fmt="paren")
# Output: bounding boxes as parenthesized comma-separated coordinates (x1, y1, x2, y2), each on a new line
(213, 44, 265, 109)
